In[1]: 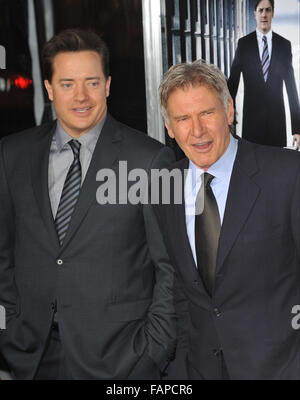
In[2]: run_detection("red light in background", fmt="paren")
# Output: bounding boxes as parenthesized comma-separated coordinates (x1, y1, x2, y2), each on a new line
(14, 76, 32, 89)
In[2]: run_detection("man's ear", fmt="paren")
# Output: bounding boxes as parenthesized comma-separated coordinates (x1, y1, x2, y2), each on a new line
(227, 98, 235, 126)
(44, 80, 53, 101)
(105, 76, 111, 98)
(165, 121, 175, 139)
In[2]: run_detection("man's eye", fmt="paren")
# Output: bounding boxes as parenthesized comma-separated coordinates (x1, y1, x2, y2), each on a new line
(62, 83, 72, 88)
(89, 81, 99, 87)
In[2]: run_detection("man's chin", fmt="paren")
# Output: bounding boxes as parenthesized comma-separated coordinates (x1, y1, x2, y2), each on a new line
(61, 124, 91, 137)
(190, 156, 213, 170)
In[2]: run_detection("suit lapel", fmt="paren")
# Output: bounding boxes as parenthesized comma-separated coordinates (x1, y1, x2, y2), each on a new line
(31, 121, 60, 250)
(267, 32, 278, 82)
(216, 140, 260, 272)
(59, 114, 122, 251)
(249, 32, 265, 83)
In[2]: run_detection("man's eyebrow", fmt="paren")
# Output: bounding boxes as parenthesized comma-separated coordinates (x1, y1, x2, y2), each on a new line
(86, 77, 101, 80)
(173, 114, 189, 120)
(172, 108, 216, 120)
(58, 77, 101, 82)
(59, 78, 74, 82)
(202, 107, 216, 113)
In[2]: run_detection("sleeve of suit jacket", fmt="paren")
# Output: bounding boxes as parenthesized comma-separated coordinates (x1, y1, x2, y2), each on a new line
(152, 201, 190, 380)
(291, 158, 300, 261)
(227, 39, 242, 99)
(165, 271, 189, 380)
(227, 39, 242, 122)
(284, 40, 300, 135)
(0, 140, 18, 331)
(142, 146, 177, 372)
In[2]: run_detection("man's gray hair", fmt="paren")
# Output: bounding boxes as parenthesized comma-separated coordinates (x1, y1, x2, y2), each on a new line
(159, 60, 232, 123)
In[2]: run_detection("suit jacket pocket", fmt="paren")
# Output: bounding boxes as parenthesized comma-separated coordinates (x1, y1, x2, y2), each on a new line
(106, 298, 152, 321)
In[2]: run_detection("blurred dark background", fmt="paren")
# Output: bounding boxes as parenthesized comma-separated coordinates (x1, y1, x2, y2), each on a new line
(0, 0, 147, 139)
(0, 0, 35, 137)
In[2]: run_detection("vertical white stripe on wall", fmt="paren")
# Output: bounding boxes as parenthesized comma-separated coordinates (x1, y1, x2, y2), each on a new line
(142, 0, 165, 143)
(28, 0, 44, 126)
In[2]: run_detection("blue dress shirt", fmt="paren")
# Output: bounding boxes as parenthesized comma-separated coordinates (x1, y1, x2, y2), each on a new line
(185, 135, 238, 266)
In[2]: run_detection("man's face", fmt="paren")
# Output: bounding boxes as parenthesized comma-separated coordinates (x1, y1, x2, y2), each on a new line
(165, 84, 234, 170)
(255, 0, 274, 34)
(45, 51, 111, 138)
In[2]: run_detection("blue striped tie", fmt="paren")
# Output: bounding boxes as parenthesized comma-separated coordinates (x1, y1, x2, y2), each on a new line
(262, 36, 270, 82)
(55, 140, 82, 245)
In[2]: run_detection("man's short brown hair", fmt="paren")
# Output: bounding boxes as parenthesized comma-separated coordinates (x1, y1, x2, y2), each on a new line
(255, 0, 274, 11)
(42, 29, 110, 82)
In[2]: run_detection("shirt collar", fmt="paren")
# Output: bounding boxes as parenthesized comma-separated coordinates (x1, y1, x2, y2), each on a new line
(256, 28, 273, 41)
(189, 134, 238, 188)
(54, 115, 106, 153)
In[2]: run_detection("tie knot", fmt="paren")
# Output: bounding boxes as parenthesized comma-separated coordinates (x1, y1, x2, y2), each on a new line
(69, 140, 81, 157)
(262, 35, 267, 43)
(204, 172, 214, 188)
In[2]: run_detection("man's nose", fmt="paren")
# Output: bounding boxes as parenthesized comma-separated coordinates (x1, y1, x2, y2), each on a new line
(74, 84, 88, 101)
(192, 117, 205, 138)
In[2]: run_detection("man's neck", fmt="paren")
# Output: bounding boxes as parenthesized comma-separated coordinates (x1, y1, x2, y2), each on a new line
(257, 27, 272, 35)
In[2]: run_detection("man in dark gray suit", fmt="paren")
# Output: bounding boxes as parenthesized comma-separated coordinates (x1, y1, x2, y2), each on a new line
(0, 29, 176, 380)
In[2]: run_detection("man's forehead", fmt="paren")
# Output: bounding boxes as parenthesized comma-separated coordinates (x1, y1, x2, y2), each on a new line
(51, 50, 104, 78)
(256, 0, 272, 10)
(169, 83, 217, 96)
(167, 85, 224, 115)
(53, 50, 102, 62)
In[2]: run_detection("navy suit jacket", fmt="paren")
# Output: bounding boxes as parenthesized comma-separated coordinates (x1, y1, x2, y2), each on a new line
(154, 139, 300, 379)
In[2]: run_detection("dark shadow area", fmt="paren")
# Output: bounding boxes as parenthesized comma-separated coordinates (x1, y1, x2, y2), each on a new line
(0, 0, 35, 138)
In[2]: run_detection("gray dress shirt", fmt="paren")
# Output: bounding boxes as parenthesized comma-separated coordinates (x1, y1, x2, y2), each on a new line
(48, 117, 106, 219)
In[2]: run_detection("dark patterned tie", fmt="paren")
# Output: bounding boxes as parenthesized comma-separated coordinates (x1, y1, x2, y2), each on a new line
(55, 140, 82, 246)
(195, 173, 221, 296)
(262, 36, 270, 82)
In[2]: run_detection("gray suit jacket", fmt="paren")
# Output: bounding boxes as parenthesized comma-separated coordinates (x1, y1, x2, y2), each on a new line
(0, 114, 177, 379)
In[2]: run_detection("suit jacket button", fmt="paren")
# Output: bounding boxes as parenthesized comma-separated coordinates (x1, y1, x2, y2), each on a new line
(56, 259, 63, 266)
(213, 349, 221, 357)
(214, 307, 221, 317)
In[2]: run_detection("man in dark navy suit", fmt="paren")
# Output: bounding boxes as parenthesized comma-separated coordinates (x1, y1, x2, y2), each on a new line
(155, 60, 300, 379)
(228, 0, 300, 148)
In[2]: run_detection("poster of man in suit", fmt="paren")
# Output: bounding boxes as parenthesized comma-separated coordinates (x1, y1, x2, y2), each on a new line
(228, 0, 300, 148)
